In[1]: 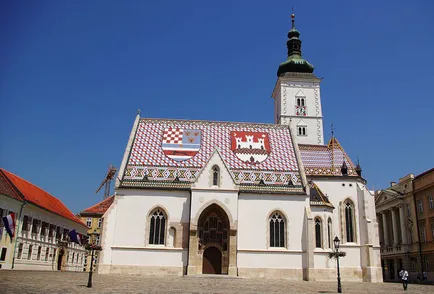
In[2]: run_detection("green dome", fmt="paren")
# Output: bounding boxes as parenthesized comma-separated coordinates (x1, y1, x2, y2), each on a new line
(277, 15, 314, 76)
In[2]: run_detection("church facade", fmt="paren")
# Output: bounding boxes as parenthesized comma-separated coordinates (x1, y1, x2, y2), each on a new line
(98, 15, 382, 282)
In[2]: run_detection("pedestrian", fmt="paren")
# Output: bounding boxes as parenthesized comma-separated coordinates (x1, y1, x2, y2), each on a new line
(399, 268, 409, 291)
(423, 271, 427, 283)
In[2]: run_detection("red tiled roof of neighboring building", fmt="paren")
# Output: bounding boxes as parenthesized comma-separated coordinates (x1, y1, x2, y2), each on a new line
(0, 170, 22, 201)
(0, 168, 86, 228)
(81, 195, 114, 215)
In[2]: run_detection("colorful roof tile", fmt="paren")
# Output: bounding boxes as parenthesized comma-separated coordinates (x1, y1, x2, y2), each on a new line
(299, 137, 357, 177)
(81, 196, 114, 215)
(122, 118, 303, 192)
(0, 168, 86, 227)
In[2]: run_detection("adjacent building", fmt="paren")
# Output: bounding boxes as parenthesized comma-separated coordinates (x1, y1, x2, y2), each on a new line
(98, 15, 382, 282)
(78, 195, 114, 271)
(0, 168, 88, 271)
(375, 168, 434, 282)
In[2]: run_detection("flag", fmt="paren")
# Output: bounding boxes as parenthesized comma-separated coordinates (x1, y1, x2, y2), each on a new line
(2, 212, 15, 240)
(68, 229, 81, 245)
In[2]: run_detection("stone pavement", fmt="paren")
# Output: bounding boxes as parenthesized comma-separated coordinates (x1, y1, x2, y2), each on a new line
(0, 270, 432, 294)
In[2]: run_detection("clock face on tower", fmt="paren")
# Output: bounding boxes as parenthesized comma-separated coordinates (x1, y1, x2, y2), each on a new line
(296, 106, 307, 116)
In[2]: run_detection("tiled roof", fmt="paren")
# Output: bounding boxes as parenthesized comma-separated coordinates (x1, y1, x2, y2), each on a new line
(122, 118, 303, 192)
(309, 181, 334, 208)
(299, 137, 357, 177)
(0, 170, 22, 201)
(0, 168, 86, 227)
(81, 196, 115, 215)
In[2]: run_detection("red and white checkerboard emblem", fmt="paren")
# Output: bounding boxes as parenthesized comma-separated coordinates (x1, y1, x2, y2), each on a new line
(231, 131, 271, 164)
(162, 128, 201, 162)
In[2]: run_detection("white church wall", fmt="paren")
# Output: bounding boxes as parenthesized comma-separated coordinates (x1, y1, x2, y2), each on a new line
(112, 189, 189, 247)
(237, 193, 308, 279)
(99, 189, 190, 275)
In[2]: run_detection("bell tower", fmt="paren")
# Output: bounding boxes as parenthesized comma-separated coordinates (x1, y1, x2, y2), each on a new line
(272, 14, 324, 145)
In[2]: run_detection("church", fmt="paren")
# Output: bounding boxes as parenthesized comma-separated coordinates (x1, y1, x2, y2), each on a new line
(98, 15, 382, 282)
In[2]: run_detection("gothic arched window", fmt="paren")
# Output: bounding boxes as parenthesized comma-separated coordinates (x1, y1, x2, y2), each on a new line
(315, 218, 322, 248)
(345, 200, 355, 243)
(269, 212, 286, 247)
(149, 209, 166, 245)
(212, 166, 220, 186)
(327, 218, 332, 248)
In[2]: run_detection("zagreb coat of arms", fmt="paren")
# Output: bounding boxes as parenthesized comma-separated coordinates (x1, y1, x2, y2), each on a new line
(230, 131, 271, 164)
(162, 128, 201, 162)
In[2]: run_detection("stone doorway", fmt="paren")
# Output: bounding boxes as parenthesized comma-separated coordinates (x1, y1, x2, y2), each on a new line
(202, 246, 222, 274)
(57, 249, 64, 270)
(198, 204, 229, 275)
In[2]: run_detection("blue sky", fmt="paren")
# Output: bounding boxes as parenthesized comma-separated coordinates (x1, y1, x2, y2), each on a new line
(1, 0, 433, 213)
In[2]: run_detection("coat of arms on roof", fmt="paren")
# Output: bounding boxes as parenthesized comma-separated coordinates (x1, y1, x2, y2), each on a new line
(162, 128, 201, 162)
(230, 131, 270, 164)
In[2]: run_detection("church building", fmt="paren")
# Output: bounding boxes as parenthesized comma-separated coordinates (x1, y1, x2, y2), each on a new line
(98, 15, 382, 282)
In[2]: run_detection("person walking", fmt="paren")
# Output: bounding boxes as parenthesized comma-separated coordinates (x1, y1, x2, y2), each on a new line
(399, 268, 409, 290)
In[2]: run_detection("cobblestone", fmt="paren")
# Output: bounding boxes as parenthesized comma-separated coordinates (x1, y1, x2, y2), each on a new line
(0, 270, 432, 294)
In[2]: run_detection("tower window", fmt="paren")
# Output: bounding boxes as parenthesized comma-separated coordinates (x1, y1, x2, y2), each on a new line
(296, 97, 305, 106)
(297, 126, 307, 136)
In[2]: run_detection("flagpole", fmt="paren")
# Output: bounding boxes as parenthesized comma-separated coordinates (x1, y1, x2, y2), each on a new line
(11, 200, 27, 269)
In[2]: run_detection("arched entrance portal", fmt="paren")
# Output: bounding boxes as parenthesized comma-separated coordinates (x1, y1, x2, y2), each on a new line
(198, 204, 229, 275)
(57, 249, 64, 270)
(202, 246, 222, 274)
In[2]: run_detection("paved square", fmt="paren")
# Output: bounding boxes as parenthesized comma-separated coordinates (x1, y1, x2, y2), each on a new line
(0, 271, 432, 293)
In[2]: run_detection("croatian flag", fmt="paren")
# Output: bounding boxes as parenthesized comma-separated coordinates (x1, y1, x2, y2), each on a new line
(2, 212, 15, 240)
(68, 229, 82, 245)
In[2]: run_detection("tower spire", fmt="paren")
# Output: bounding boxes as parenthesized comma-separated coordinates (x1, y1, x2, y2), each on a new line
(277, 13, 314, 76)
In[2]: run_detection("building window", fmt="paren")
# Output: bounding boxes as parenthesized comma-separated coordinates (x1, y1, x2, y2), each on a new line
(56, 227, 62, 240)
(98, 218, 102, 228)
(17, 243, 23, 259)
(315, 218, 322, 248)
(22, 216, 30, 231)
(28, 245, 33, 260)
(421, 225, 426, 242)
(62, 229, 69, 241)
(40, 222, 48, 236)
(408, 229, 413, 243)
(296, 97, 305, 106)
(72, 252, 75, 264)
(269, 212, 286, 247)
(212, 165, 220, 186)
(37, 246, 42, 260)
(407, 204, 411, 217)
(45, 247, 49, 261)
(425, 256, 430, 271)
(52, 248, 57, 262)
(418, 200, 424, 214)
(327, 218, 332, 248)
(297, 126, 307, 136)
(49, 224, 56, 238)
(86, 218, 92, 228)
(32, 219, 40, 234)
(149, 209, 166, 245)
(96, 235, 100, 245)
(431, 223, 434, 239)
(0, 248, 7, 261)
(429, 196, 433, 210)
(344, 200, 355, 243)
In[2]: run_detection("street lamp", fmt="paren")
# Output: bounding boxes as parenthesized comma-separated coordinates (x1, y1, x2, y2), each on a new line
(334, 236, 342, 293)
(87, 229, 100, 288)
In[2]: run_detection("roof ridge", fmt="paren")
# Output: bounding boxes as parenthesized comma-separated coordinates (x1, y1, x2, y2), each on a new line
(139, 117, 284, 127)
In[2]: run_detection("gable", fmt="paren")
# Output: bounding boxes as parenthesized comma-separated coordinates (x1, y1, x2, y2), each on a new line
(193, 149, 238, 190)
(121, 118, 303, 193)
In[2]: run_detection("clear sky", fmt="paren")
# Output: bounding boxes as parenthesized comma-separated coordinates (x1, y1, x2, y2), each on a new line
(1, 0, 433, 214)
